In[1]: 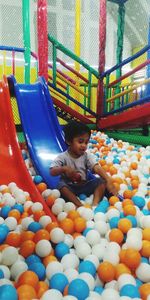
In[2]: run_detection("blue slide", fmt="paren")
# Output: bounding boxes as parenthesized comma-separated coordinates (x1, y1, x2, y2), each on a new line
(9, 76, 67, 189)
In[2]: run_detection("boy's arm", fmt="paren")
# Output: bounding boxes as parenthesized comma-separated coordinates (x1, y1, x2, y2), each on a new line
(93, 164, 117, 195)
(50, 166, 78, 181)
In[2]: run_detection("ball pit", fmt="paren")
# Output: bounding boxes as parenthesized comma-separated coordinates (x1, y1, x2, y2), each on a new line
(0, 131, 150, 299)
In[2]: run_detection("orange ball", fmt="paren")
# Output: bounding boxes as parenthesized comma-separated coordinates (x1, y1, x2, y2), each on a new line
(33, 210, 45, 222)
(123, 204, 136, 216)
(115, 263, 131, 279)
(17, 271, 39, 288)
(139, 283, 150, 300)
(5, 232, 21, 247)
(97, 261, 116, 282)
(20, 231, 35, 242)
(59, 218, 75, 234)
(122, 199, 134, 207)
(119, 249, 127, 263)
(36, 281, 49, 298)
(67, 210, 80, 220)
(147, 200, 150, 210)
(33, 229, 50, 243)
(118, 218, 132, 234)
(123, 190, 133, 199)
(140, 240, 150, 257)
(46, 195, 56, 207)
(142, 228, 150, 241)
(17, 284, 37, 300)
(45, 221, 58, 232)
(109, 228, 124, 245)
(8, 209, 21, 221)
(43, 255, 57, 266)
(123, 248, 141, 270)
(36, 182, 47, 193)
(131, 179, 139, 189)
(109, 166, 117, 175)
(130, 162, 138, 170)
(109, 196, 120, 205)
(74, 217, 86, 233)
(19, 240, 35, 258)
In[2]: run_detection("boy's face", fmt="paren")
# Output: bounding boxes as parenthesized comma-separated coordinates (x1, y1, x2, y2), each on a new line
(68, 133, 90, 158)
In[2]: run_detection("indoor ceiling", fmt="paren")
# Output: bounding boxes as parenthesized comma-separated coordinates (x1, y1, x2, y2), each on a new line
(107, 0, 150, 49)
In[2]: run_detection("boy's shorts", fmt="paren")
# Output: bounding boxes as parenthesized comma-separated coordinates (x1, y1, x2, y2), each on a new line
(57, 177, 105, 197)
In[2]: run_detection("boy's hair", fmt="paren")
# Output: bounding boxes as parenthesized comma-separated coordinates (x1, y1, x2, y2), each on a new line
(64, 121, 91, 143)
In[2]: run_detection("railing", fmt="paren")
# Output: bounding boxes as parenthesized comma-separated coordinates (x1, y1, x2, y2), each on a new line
(100, 44, 150, 115)
(0, 45, 38, 83)
(48, 35, 99, 119)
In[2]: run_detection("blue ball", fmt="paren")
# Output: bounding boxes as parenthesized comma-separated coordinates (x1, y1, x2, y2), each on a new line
(0, 225, 9, 244)
(126, 215, 137, 227)
(0, 285, 18, 300)
(141, 257, 149, 263)
(68, 278, 89, 300)
(79, 194, 87, 201)
(12, 203, 24, 214)
(94, 286, 103, 294)
(120, 284, 140, 298)
(142, 209, 149, 215)
(0, 269, 4, 279)
(109, 216, 120, 228)
(50, 273, 68, 293)
(26, 254, 41, 266)
(54, 242, 70, 259)
(28, 221, 43, 232)
(78, 260, 96, 277)
(113, 158, 120, 164)
(132, 196, 145, 209)
(0, 205, 11, 218)
(135, 278, 143, 288)
(34, 175, 43, 184)
(28, 262, 46, 280)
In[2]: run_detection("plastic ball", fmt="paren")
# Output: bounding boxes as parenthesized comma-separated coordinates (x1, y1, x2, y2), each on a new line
(68, 278, 90, 300)
(85, 229, 101, 246)
(0, 206, 11, 218)
(28, 221, 43, 232)
(75, 242, 91, 259)
(55, 242, 70, 259)
(109, 228, 124, 244)
(78, 272, 95, 291)
(59, 218, 74, 234)
(101, 288, 120, 300)
(135, 263, 150, 283)
(64, 268, 78, 283)
(40, 289, 62, 300)
(0, 284, 18, 300)
(1, 246, 18, 266)
(46, 261, 63, 279)
(35, 239, 52, 257)
(123, 248, 141, 270)
(78, 260, 96, 277)
(50, 272, 68, 293)
(139, 283, 150, 300)
(34, 175, 43, 184)
(61, 253, 79, 270)
(28, 262, 46, 280)
(120, 284, 140, 298)
(97, 261, 115, 283)
(17, 270, 39, 288)
(0, 225, 9, 243)
(10, 261, 28, 280)
(50, 228, 65, 243)
(79, 194, 87, 201)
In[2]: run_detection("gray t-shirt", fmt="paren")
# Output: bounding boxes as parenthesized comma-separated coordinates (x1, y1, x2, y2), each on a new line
(50, 150, 98, 182)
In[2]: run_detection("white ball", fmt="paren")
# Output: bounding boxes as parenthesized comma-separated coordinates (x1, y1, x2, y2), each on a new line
(81, 208, 94, 221)
(51, 189, 61, 199)
(94, 212, 106, 222)
(61, 253, 79, 270)
(54, 197, 66, 207)
(39, 215, 52, 227)
(86, 292, 102, 300)
(51, 203, 63, 215)
(101, 288, 120, 300)
(92, 243, 105, 260)
(94, 221, 108, 235)
(35, 240, 52, 257)
(103, 251, 119, 265)
(86, 221, 95, 228)
(57, 212, 67, 222)
(1, 247, 18, 266)
(135, 263, 150, 282)
(75, 242, 91, 259)
(86, 229, 101, 246)
(107, 242, 121, 254)
(42, 189, 52, 198)
(127, 228, 142, 239)
(126, 236, 142, 250)
(4, 217, 17, 231)
(40, 289, 62, 300)
(64, 234, 74, 248)
(63, 296, 78, 300)
(10, 261, 28, 280)
(118, 274, 136, 290)
(46, 261, 63, 279)
(78, 272, 95, 291)
(0, 279, 13, 286)
(106, 209, 120, 220)
(21, 217, 34, 230)
(64, 268, 78, 282)
(105, 280, 118, 290)
(84, 254, 99, 269)
(63, 202, 76, 212)
(74, 236, 86, 248)
(50, 228, 65, 244)
(0, 265, 10, 279)
(31, 202, 43, 212)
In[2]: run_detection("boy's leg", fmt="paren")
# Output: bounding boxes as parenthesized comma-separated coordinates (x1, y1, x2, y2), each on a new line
(60, 186, 82, 207)
(93, 182, 106, 206)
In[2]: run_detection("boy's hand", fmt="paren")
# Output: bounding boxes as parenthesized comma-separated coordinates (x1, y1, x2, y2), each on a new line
(106, 179, 118, 195)
(63, 167, 81, 182)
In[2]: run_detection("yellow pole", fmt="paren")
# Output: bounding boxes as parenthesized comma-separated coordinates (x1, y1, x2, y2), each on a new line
(74, 0, 81, 108)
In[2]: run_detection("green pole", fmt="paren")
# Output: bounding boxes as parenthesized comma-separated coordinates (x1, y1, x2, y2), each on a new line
(115, 3, 125, 109)
(22, 0, 31, 83)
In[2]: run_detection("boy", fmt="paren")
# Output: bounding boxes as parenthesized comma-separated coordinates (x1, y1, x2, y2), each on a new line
(50, 121, 117, 207)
